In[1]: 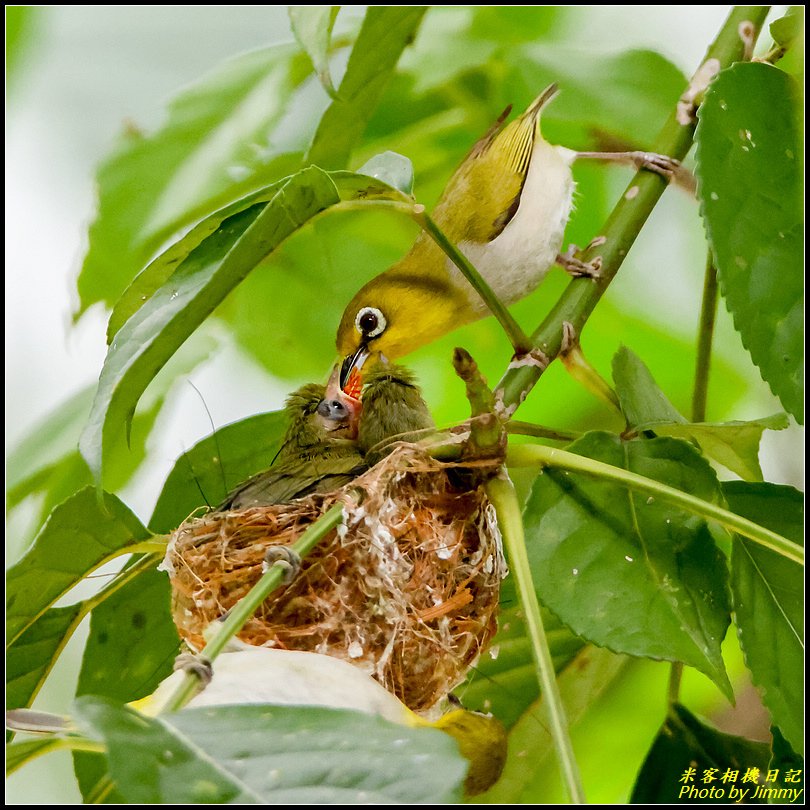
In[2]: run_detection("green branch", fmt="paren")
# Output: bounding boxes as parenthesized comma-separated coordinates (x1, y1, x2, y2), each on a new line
(507, 443, 803, 565)
(485, 473, 586, 804)
(692, 253, 719, 423)
(495, 6, 771, 412)
(159, 504, 345, 713)
(413, 207, 534, 355)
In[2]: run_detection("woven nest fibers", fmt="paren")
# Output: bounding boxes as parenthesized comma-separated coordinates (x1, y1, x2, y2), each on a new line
(164, 444, 507, 713)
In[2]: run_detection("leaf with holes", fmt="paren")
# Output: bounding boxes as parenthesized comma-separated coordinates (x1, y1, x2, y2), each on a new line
(696, 63, 803, 421)
(523, 431, 732, 697)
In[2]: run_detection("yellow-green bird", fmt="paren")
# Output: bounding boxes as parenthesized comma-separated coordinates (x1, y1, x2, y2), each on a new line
(217, 383, 365, 510)
(336, 84, 675, 387)
(337, 84, 573, 383)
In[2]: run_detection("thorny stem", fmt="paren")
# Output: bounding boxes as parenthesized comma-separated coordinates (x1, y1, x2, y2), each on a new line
(159, 504, 345, 713)
(485, 473, 586, 804)
(494, 6, 771, 412)
(507, 443, 803, 565)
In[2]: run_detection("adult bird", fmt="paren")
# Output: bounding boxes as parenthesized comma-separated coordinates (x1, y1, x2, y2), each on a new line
(217, 382, 365, 510)
(336, 83, 675, 388)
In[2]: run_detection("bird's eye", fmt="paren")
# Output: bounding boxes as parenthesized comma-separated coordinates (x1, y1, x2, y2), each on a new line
(355, 306, 386, 338)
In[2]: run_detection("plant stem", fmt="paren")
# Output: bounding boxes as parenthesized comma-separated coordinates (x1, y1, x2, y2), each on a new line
(160, 504, 345, 713)
(507, 443, 803, 565)
(506, 421, 580, 443)
(414, 208, 534, 355)
(485, 473, 586, 804)
(692, 253, 718, 423)
(668, 662, 684, 707)
(495, 6, 770, 413)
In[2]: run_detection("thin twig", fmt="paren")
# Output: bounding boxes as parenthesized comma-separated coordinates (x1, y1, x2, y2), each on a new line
(692, 252, 719, 423)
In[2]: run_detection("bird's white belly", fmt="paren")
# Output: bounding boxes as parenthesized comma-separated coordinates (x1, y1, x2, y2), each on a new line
(453, 142, 576, 310)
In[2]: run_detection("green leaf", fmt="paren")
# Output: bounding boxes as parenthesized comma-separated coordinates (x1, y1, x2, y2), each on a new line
(480, 647, 627, 804)
(149, 410, 287, 534)
(6, 487, 150, 645)
(523, 432, 732, 697)
(696, 63, 803, 422)
(289, 6, 340, 98)
(6, 738, 75, 776)
(613, 345, 788, 480)
(75, 698, 466, 804)
(769, 726, 805, 799)
(612, 344, 686, 428)
(78, 167, 410, 487)
(770, 7, 803, 48)
(6, 605, 82, 711)
(724, 482, 804, 755)
(357, 151, 415, 196)
(74, 568, 179, 804)
(306, 7, 428, 170)
(77, 568, 178, 703)
(76, 44, 312, 316)
(106, 183, 284, 341)
(630, 703, 771, 803)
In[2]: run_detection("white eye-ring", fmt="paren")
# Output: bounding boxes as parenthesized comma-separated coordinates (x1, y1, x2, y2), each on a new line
(355, 306, 387, 338)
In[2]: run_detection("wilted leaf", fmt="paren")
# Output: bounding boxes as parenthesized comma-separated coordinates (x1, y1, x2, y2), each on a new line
(725, 481, 804, 755)
(696, 63, 803, 421)
(523, 432, 732, 696)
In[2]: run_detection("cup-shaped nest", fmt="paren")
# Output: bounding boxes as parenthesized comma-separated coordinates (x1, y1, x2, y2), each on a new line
(164, 444, 506, 713)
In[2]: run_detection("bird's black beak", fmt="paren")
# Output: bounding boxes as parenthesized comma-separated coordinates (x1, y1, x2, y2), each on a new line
(339, 343, 370, 393)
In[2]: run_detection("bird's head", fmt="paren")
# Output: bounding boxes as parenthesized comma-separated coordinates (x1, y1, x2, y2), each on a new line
(284, 382, 360, 445)
(336, 257, 464, 397)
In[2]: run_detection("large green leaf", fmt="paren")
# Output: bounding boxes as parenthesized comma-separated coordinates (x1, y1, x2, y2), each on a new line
(6, 488, 151, 645)
(695, 63, 803, 421)
(74, 568, 179, 804)
(306, 7, 428, 170)
(79, 168, 411, 486)
(76, 44, 313, 315)
(6, 605, 82, 711)
(725, 482, 804, 755)
(612, 345, 789, 480)
(289, 6, 340, 97)
(149, 410, 287, 534)
(523, 432, 732, 696)
(630, 703, 771, 803)
(74, 698, 467, 803)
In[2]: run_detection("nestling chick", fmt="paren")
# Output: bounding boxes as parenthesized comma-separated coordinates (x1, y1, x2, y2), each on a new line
(218, 383, 365, 510)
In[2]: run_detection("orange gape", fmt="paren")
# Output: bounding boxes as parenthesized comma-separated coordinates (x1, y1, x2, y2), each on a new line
(343, 366, 363, 401)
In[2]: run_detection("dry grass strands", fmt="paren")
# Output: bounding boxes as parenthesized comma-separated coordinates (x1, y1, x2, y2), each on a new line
(165, 444, 506, 713)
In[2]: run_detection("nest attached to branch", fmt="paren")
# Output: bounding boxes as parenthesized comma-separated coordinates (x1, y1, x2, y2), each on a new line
(164, 444, 506, 713)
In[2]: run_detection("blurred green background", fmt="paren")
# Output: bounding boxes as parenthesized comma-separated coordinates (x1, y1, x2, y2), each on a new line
(5, 5, 801, 804)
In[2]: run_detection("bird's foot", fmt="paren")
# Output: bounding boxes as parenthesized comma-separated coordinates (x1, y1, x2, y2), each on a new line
(556, 246, 602, 279)
(576, 150, 680, 179)
(173, 652, 213, 686)
(264, 545, 302, 584)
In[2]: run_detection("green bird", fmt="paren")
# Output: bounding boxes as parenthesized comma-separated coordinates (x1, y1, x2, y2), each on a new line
(218, 383, 365, 510)
(355, 363, 435, 465)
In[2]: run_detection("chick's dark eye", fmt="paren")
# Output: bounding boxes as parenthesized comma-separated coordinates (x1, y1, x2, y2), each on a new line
(354, 306, 387, 338)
